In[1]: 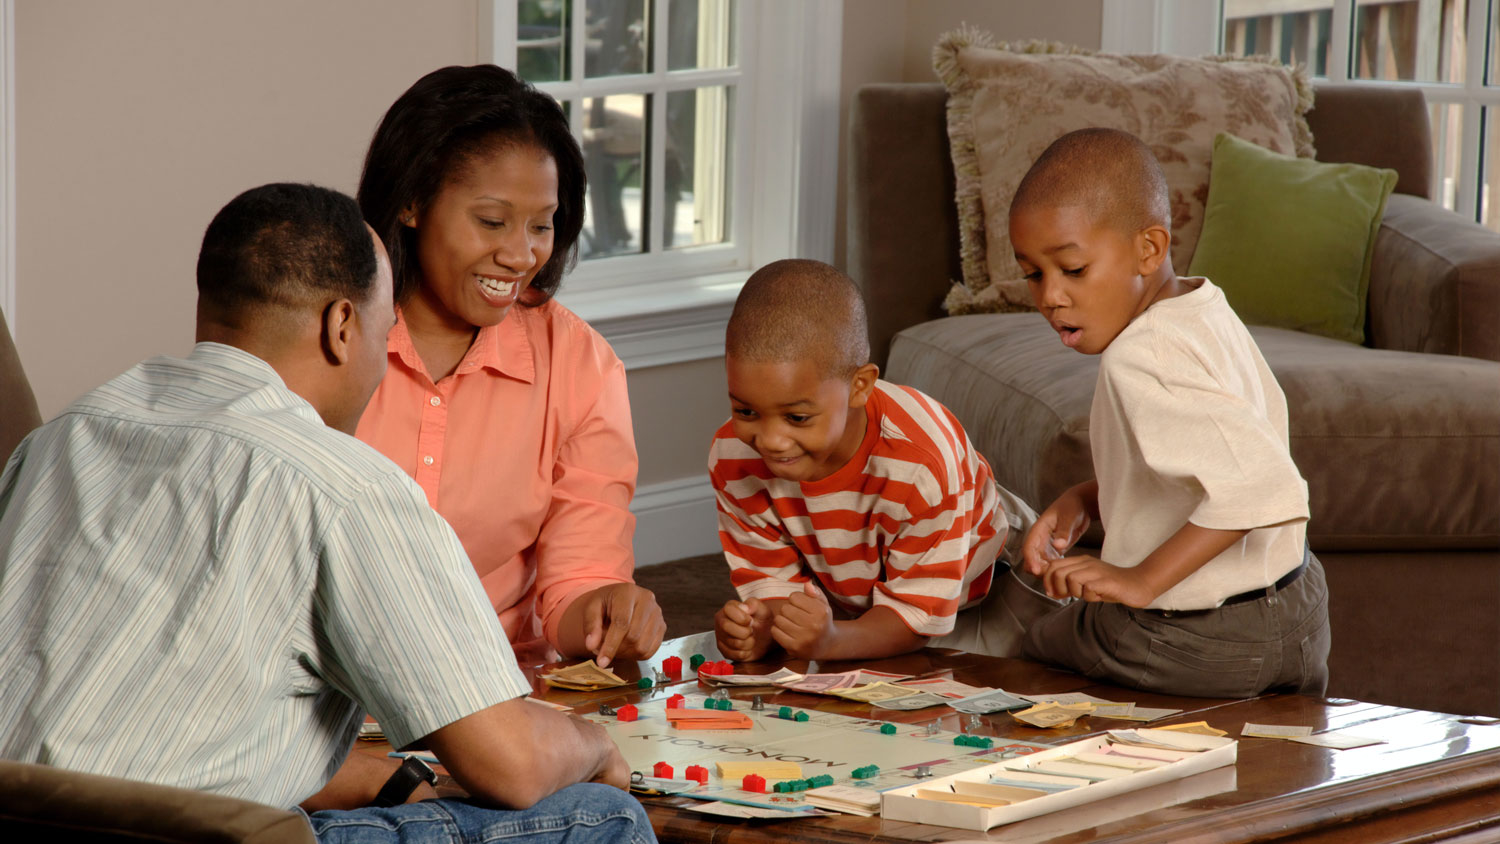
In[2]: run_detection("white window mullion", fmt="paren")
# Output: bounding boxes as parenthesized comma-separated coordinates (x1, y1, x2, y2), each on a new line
(1453, 0, 1493, 219)
(646, 0, 669, 255)
(570, 0, 586, 86)
(1329, 0, 1354, 82)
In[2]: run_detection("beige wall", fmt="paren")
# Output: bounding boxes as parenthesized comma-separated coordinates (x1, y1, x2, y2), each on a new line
(16, 0, 478, 417)
(834, 0, 1104, 269)
(11, 0, 1103, 561)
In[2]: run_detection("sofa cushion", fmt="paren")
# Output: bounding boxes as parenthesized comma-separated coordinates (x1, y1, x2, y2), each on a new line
(932, 26, 1313, 316)
(1189, 133, 1397, 345)
(887, 314, 1500, 551)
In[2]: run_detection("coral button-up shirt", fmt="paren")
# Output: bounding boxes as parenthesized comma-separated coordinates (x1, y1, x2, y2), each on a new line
(356, 300, 638, 658)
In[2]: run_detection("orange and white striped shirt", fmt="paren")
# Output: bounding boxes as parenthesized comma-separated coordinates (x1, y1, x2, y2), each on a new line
(708, 381, 1008, 636)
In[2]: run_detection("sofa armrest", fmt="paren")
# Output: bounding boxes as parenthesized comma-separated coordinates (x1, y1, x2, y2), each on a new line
(847, 83, 961, 369)
(1367, 194, 1500, 361)
(0, 759, 315, 843)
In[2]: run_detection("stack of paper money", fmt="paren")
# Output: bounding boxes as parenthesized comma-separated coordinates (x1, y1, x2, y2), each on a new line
(540, 659, 627, 691)
(805, 784, 882, 816)
(1012, 701, 1097, 728)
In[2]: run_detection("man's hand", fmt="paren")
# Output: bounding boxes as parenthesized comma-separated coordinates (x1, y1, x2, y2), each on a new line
(1040, 554, 1156, 607)
(578, 583, 667, 669)
(715, 597, 775, 661)
(771, 581, 834, 659)
(589, 723, 632, 790)
(1023, 481, 1097, 577)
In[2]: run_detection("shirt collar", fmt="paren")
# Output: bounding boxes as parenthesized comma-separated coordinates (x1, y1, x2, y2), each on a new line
(388, 306, 535, 385)
(189, 341, 290, 389)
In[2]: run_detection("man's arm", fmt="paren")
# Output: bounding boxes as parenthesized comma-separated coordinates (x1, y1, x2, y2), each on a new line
(299, 751, 436, 813)
(424, 696, 628, 809)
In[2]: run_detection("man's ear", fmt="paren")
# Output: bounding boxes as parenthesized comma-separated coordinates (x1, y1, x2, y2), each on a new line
(1137, 224, 1171, 275)
(848, 362, 880, 409)
(322, 298, 357, 365)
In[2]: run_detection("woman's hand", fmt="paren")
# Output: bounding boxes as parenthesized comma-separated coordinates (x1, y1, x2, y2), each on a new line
(577, 583, 666, 669)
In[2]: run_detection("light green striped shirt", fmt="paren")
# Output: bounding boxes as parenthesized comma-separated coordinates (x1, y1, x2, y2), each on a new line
(0, 342, 529, 808)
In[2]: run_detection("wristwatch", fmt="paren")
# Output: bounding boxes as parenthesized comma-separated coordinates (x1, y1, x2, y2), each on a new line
(373, 756, 438, 807)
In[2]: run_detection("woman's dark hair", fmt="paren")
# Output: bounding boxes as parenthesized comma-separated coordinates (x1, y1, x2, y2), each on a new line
(357, 65, 585, 306)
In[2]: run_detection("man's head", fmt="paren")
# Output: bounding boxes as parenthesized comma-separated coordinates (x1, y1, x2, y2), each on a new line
(196, 183, 395, 433)
(1009, 128, 1174, 355)
(722, 259, 878, 483)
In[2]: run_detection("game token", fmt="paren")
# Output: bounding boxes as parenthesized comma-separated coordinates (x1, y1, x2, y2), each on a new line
(880, 723, 896, 735)
(794, 711, 810, 722)
(742, 773, 766, 793)
(685, 765, 708, 784)
(809, 774, 834, 788)
(665, 694, 685, 709)
(616, 704, 638, 722)
(637, 677, 654, 690)
(704, 699, 716, 709)
(662, 656, 683, 677)
(653, 761, 673, 779)
(852, 765, 879, 779)
(690, 654, 706, 670)
(653, 669, 668, 685)
(778, 706, 793, 719)
(751, 695, 764, 711)
(914, 765, 932, 778)
(710, 688, 729, 701)
(598, 704, 616, 716)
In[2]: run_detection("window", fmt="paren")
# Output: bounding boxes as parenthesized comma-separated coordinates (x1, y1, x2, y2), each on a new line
(1222, 0, 1500, 231)
(481, 0, 841, 368)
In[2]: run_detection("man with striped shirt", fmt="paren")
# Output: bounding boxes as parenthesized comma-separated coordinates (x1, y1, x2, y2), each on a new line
(0, 184, 653, 843)
(711, 260, 1055, 663)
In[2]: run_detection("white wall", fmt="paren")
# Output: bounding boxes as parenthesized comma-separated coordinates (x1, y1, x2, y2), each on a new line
(11, 0, 1104, 565)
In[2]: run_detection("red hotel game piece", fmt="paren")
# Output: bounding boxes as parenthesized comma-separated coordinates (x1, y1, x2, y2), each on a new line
(615, 704, 638, 722)
(665, 694, 685, 709)
(742, 773, 766, 793)
(653, 761, 674, 779)
(685, 765, 708, 784)
(662, 655, 683, 677)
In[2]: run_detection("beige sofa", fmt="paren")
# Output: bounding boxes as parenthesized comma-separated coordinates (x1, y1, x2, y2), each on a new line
(848, 82, 1500, 717)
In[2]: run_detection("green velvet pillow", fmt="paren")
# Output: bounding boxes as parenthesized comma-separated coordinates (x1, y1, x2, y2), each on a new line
(1187, 132, 1397, 345)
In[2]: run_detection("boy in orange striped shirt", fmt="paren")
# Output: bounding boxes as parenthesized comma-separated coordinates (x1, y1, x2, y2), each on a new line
(709, 260, 1053, 662)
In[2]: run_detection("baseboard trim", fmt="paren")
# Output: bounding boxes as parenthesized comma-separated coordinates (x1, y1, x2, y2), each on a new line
(632, 476, 721, 567)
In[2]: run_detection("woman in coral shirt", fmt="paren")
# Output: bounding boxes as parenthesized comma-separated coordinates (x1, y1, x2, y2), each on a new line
(355, 65, 665, 666)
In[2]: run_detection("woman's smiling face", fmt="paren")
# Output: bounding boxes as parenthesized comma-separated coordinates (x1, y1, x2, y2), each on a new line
(409, 143, 559, 329)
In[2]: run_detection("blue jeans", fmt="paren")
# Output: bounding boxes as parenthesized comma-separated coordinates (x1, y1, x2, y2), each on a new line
(304, 783, 657, 843)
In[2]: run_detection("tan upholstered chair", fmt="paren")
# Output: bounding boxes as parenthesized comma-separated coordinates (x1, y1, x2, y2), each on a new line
(0, 306, 40, 466)
(0, 310, 315, 841)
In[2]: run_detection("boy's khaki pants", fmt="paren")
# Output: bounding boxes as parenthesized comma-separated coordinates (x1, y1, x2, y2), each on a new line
(931, 486, 1064, 658)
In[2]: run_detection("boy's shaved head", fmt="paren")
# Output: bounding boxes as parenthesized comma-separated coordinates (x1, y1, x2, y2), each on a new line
(726, 259, 870, 379)
(1010, 128, 1170, 236)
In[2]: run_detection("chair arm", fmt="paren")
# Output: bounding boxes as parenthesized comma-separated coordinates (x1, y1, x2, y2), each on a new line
(1367, 194, 1500, 361)
(0, 759, 315, 843)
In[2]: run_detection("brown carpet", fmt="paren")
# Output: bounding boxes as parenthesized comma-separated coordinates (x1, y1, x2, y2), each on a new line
(635, 553, 737, 639)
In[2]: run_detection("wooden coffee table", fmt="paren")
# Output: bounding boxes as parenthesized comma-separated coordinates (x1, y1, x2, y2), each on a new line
(362, 633, 1500, 843)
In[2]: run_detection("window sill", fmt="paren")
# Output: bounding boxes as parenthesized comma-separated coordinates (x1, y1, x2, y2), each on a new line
(557, 270, 748, 370)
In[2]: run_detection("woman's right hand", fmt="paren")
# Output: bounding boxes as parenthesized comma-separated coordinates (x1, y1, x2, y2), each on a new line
(1022, 481, 1097, 576)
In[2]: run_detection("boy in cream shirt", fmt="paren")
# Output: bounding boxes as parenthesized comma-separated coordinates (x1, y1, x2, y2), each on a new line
(1012, 128, 1330, 698)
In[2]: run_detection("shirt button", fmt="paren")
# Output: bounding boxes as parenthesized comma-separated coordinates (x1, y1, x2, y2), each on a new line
(429, 396, 441, 407)
(423, 455, 435, 466)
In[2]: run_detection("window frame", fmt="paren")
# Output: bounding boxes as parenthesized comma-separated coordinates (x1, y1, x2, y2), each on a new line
(479, 0, 843, 369)
(1217, 0, 1498, 222)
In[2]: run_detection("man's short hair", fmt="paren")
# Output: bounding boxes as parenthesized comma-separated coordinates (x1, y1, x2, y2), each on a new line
(1010, 128, 1171, 236)
(197, 183, 377, 317)
(725, 259, 870, 380)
